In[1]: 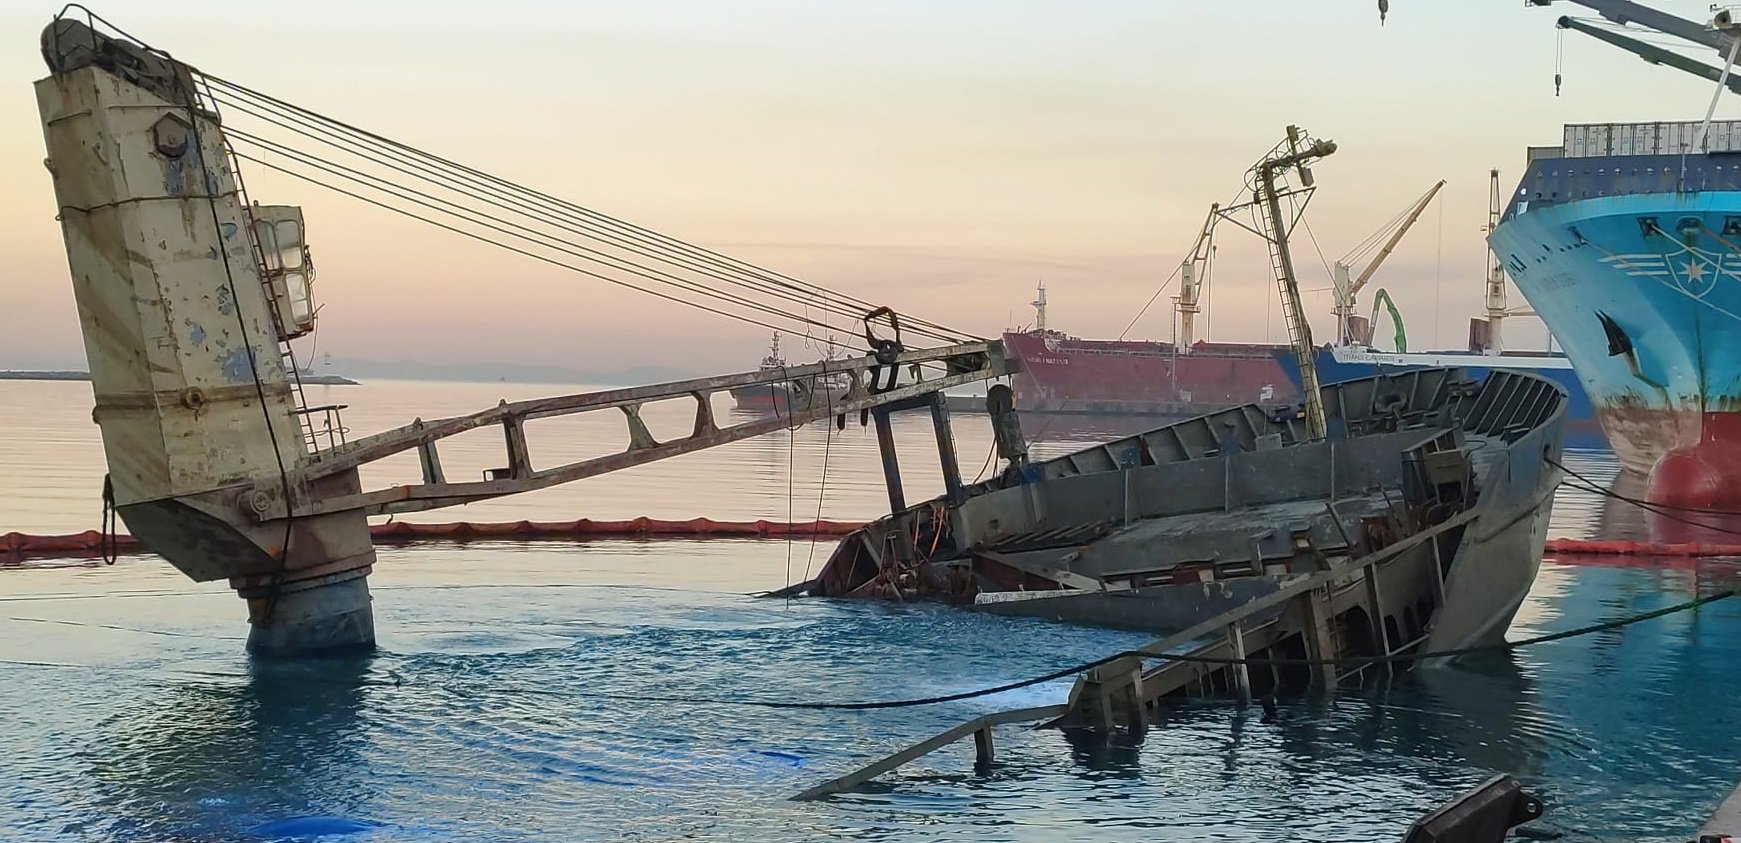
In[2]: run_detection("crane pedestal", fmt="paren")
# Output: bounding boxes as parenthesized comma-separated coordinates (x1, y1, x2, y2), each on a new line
(241, 575, 375, 656)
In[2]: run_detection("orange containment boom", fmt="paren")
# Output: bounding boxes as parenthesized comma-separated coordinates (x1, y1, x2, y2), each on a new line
(1543, 538, 1741, 558)
(2, 518, 867, 564)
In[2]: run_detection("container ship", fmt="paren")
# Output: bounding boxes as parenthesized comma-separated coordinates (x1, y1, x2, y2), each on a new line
(1490, 120, 1741, 507)
(1485, 1, 1741, 507)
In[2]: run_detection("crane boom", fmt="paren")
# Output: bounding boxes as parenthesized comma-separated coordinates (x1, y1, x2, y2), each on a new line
(1331, 180, 1444, 345)
(1556, 16, 1741, 94)
(1348, 180, 1445, 299)
(1530, 0, 1733, 53)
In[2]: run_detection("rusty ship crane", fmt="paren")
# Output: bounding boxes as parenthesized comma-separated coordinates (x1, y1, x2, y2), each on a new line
(33, 12, 1013, 656)
(1202, 126, 1337, 440)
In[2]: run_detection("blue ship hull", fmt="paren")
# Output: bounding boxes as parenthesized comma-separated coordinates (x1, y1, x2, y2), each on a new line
(1489, 152, 1741, 505)
(1273, 348, 1606, 450)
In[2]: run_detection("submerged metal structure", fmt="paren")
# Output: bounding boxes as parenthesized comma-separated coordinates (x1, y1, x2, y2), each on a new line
(798, 367, 1566, 798)
(33, 16, 1010, 655)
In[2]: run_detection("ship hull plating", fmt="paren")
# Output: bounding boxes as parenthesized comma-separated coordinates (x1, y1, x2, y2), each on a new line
(1002, 330, 1294, 416)
(1490, 192, 1741, 506)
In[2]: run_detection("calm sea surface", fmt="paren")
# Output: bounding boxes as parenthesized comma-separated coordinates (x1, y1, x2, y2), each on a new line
(2, 378, 1739, 842)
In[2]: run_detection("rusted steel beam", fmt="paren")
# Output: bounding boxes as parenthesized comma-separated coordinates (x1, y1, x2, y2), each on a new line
(264, 352, 1007, 520)
(872, 409, 906, 513)
(930, 394, 965, 505)
(790, 704, 1068, 801)
(295, 341, 1005, 482)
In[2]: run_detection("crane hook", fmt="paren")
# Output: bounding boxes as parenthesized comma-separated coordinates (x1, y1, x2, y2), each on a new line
(1378, 0, 1389, 25)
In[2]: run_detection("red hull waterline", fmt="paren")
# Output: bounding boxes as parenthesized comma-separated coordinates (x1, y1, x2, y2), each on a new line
(1605, 408, 1741, 509)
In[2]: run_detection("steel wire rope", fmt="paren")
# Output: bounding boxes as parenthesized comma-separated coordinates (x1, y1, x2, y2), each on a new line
(1549, 457, 1741, 536)
(200, 74, 978, 345)
(179, 81, 302, 626)
(7, 498, 1737, 709)
(12, 587, 1729, 707)
(800, 399, 837, 585)
(1300, 218, 1339, 289)
(215, 112, 969, 350)
(783, 370, 798, 590)
(230, 150, 854, 343)
(1338, 197, 1421, 268)
(1117, 183, 1247, 341)
(208, 95, 968, 349)
(225, 134, 874, 345)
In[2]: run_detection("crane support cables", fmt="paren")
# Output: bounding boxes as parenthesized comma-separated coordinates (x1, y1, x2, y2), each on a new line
(188, 73, 980, 354)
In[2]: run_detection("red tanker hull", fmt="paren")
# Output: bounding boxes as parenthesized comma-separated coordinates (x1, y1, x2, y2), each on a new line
(1635, 410, 1741, 510)
(1002, 330, 1296, 415)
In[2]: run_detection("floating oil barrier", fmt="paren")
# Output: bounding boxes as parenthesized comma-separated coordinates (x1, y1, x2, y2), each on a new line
(1, 519, 867, 564)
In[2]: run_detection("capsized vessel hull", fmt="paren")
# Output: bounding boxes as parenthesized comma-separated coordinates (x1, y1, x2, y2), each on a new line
(810, 368, 1566, 666)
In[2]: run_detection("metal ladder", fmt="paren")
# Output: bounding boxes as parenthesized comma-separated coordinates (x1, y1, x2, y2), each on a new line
(208, 114, 322, 456)
(1254, 190, 1325, 441)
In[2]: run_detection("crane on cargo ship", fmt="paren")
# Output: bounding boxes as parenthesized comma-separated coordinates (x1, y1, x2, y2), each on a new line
(1537, 0, 1741, 99)
(1481, 168, 1537, 355)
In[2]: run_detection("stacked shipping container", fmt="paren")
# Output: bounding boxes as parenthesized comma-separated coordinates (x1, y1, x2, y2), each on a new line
(1562, 120, 1741, 157)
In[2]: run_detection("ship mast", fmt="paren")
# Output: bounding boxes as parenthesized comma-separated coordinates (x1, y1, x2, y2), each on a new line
(1175, 207, 1217, 348)
(1031, 281, 1047, 333)
(1215, 126, 1337, 440)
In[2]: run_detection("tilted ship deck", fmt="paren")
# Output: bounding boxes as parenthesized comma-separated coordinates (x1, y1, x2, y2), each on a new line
(808, 367, 1567, 667)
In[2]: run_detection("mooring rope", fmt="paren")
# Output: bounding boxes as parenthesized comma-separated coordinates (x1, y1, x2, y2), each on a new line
(1549, 457, 1741, 538)
(485, 587, 1737, 711)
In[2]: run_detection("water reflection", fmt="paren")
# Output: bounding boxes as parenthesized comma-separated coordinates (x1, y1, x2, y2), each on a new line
(84, 657, 376, 841)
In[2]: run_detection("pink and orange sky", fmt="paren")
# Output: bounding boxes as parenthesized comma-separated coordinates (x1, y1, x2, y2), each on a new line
(1, 0, 1732, 372)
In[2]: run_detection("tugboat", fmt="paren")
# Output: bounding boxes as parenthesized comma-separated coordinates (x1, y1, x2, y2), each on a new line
(729, 332, 850, 415)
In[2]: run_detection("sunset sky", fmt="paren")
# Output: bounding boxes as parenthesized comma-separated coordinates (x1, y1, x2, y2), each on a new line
(2, 0, 1735, 373)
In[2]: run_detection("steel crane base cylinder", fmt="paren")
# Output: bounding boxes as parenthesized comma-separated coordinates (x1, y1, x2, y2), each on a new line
(243, 574, 376, 658)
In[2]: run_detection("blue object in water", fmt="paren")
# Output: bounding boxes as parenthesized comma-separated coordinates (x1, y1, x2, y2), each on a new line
(251, 816, 381, 839)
